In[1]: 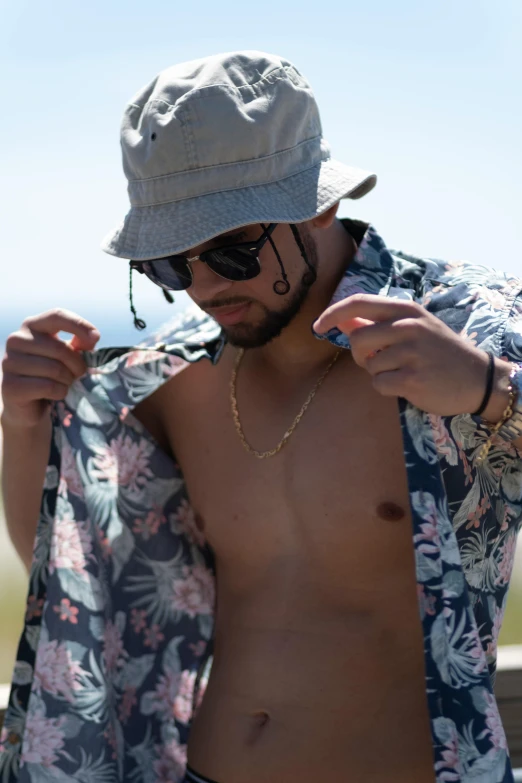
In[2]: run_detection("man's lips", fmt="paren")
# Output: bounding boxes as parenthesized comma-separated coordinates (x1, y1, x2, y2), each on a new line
(206, 303, 251, 325)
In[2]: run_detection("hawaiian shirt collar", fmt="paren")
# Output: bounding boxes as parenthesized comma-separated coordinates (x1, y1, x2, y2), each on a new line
(314, 221, 415, 351)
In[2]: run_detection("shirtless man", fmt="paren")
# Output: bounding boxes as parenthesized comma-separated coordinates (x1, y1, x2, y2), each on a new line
(2, 52, 522, 783)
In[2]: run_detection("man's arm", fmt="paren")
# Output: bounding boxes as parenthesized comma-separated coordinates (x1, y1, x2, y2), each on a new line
(1, 415, 52, 571)
(1, 308, 100, 572)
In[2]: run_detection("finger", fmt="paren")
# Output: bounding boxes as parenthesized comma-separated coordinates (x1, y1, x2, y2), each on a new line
(364, 342, 417, 375)
(6, 331, 89, 378)
(2, 351, 77, 387)
(349, 319, 417, 363)
(1, 373, 70, 404)
(313, 295, 420, 335)
(23, 309, 100, 350)
(371, 367, 411, 398)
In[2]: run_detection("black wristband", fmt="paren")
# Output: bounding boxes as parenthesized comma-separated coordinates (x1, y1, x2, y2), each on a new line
(473, 351, 495, 416)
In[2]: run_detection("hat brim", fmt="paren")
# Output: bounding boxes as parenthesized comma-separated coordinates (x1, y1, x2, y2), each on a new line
(101, 158, 377, 260)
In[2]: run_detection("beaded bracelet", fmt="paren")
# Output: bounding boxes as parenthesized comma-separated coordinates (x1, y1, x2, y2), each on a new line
(476, 369, 517, 465)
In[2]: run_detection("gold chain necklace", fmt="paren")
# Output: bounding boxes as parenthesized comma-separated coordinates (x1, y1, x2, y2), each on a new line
(230, 347, 342, 459)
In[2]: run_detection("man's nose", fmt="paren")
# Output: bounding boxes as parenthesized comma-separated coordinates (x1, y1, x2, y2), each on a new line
(189, 258, 232, 300)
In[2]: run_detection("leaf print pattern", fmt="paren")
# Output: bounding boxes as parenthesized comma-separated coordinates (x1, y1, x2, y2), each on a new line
(1, 221, 521, 782)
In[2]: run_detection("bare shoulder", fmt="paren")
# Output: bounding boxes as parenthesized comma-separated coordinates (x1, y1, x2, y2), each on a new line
(133, 350, 228, 449)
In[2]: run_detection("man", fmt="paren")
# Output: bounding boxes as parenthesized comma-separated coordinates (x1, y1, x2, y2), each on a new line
(1, 51, 522, 783)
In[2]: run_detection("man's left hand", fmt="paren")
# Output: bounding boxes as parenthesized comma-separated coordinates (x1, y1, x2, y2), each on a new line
(313, 294, 505, 417)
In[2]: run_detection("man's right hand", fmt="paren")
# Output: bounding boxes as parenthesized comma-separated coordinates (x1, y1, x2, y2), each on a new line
(1, 308, 100, 429)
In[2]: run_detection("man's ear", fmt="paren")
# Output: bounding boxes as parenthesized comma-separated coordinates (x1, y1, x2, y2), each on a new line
(310, 202, 340, 230)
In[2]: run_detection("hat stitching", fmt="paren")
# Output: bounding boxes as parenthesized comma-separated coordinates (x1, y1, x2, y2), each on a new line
(127, 134, 325, 185)
(128, 65, 300, 113)
(179, 100, 198, 170)
(129, 157, 348, 209)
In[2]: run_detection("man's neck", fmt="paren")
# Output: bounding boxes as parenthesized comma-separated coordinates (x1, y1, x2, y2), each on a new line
(243, 219, 359, 381)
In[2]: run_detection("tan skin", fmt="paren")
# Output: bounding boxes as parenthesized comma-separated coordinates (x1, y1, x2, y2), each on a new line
(133, 205, 439, 782)
(2, 204, 516, 781)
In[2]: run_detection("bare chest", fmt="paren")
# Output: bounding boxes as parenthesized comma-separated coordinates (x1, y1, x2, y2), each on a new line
(146, 352, 417, 615)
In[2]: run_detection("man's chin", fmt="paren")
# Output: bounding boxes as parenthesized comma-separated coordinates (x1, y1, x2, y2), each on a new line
(222, 324, 277, 349)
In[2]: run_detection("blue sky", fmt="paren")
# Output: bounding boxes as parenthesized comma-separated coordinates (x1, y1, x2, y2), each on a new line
(1, 0, 521, 346)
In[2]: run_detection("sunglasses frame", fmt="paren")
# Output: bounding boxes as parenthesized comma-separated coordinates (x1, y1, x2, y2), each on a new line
(130, 222, 278, 292)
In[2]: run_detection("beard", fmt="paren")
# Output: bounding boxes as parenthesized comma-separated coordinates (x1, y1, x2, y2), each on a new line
(223, 228, 318, 349)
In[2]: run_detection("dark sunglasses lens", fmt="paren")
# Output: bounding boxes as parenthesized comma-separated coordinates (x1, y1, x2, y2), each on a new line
(143, 257, 192, 291)
(204, 248, 260, 281)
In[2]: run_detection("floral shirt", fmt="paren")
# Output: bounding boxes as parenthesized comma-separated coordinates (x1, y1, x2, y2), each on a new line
(1, 220, 522, 783)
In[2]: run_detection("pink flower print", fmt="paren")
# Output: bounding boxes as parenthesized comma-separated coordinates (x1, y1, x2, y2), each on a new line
(486, 603, 505, 658)
(49, 514, 92, 578)
(458, 447, 473, 486)
(130, 608, 147, 634)
(460, 329, 479, 348)
(144, 624, 165, 651)
(495, 531, 517, 587)
(461, 624, 487, 675)
(465, 495, 491, 531)
(58, 438, 84, 498)
(153, 738, 187, 783)
(414, 517, 441, 554)
(132, 506, 166, 540)
(103, 723, 118, 761)
(189, 639, 207, 658)
(119, 405, 130, 422)
(56, 402, 72, 427)
(103, 620, 127, 674)
(34, 640, 85, 703)
(170, 499, 206, 547)
(53, 598, 79, 624)
(428, 415, 457, 465)
(91, 433, 153, 494)
(25, 595, 44, 622)
(416, 584, 437, 618)
(434, 726, 461, 780)
(172, 564, 215, 618)
(173, 670, 196, 725)
(125, 349, 163, 368)
(150, 670, 180, 721)
(484, 691, 507, 751)
(478, 286, 506, 311)
(118, 685, 137, 724)
(165, 354, 189, 377)
(21, 709, 65, 767)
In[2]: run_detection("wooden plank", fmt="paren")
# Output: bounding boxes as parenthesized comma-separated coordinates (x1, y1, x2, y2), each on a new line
(494, 645, 522, 769)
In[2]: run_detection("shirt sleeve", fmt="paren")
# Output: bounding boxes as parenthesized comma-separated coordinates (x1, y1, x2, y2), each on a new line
(498, 287, 522, 458)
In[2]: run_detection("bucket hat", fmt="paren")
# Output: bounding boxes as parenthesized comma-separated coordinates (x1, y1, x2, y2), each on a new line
(101, 50, 377, 260)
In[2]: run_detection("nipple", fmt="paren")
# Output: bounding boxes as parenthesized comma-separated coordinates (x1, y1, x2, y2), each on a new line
(376, 502, 405, 522)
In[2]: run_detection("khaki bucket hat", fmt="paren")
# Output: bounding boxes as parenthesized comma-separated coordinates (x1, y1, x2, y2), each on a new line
(101, 50, 377, 261)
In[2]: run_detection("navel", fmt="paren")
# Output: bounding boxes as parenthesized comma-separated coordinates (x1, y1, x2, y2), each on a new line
(245, 710, 271, 746)
(252, 710, 270, 728)
(376, 501, 406, 522)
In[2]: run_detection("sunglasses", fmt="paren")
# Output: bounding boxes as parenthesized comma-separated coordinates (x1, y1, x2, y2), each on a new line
(130, 223, 277, 292)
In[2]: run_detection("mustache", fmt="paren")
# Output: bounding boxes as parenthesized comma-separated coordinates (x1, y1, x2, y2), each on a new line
(200, 297, 254, 310)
